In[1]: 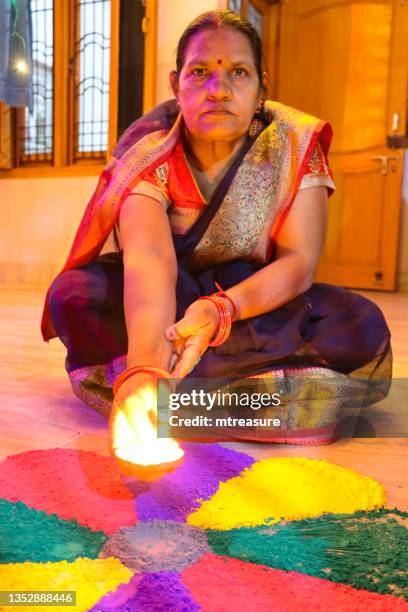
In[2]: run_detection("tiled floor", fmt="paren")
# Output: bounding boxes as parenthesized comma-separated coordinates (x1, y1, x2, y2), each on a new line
(1, 284, 407, 509)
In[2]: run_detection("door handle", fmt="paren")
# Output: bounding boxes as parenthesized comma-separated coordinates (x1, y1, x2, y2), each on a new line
(370, 154, 401, 175)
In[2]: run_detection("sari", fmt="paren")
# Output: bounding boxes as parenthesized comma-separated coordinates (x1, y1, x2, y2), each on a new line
(43, 99, 392, 444)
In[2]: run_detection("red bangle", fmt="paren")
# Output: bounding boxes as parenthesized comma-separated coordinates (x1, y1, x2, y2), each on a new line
(113, 365, 171, 396)
(213, 283, 238, 322)
(198, 295, 232, 347)
(213, 293, 237, 321)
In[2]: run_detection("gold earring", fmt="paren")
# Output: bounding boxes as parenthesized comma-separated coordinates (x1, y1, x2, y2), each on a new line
(256, 98, 265, 114)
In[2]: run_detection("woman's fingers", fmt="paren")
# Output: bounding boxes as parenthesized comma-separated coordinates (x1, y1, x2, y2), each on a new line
(173, 336, 185, 356)
(165, 302, 218, 379)
(169, 351, 179, 372)
(116, 393, 152, 442)
(165, 311, 209, 341)
(171, 333, 207, 379)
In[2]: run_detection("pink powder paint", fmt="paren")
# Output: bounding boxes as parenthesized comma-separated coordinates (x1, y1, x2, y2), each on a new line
(182, 553, 408, 611)
(0, 449, 137, 534)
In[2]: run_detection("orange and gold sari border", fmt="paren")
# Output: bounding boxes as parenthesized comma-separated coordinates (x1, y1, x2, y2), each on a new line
(41, 116, 183, 340)
(66, 113, 182, 269)
(266, 118, 332, 247)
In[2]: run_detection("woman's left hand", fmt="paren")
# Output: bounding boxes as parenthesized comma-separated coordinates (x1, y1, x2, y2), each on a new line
(165, 299, 219, 379)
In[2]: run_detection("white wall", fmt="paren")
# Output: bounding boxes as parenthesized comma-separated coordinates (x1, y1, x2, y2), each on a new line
(0, 176, 97, 284)
(155, 0, 226, 104)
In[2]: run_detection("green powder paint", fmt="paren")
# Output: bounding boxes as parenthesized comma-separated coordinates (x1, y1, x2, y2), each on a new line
(0, 498, 108, 563)
(206, 508, 408, 600)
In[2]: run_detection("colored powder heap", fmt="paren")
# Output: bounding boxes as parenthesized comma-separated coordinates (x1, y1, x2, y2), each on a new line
(136, 442, 254, 521)
(1, 446, 403, 611)
(187, 457, 386, 530)
(0, 449, 137, 534)
(87, 574, 143, 611)
(0, 557, 132, 612)
(91, 572, 200, 612)
(182, 553, 408, 611)
(206, 508, 408, 599)
(99, 520, 209, 572)
(0, 498, 107, 564)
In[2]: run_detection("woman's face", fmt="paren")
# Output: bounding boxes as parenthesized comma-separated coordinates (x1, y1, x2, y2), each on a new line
(171, 26, 263, 144)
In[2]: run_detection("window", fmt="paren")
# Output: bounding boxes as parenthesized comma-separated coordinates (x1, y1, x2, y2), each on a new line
(228, 0, 281, 100)
(0, 0, 158, 175)
(12, 0, 118, 168)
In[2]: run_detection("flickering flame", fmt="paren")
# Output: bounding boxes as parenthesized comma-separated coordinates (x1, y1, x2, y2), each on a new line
(112, 387, 184, 467)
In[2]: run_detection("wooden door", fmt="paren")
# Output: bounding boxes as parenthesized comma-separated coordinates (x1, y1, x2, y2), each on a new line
(278, 0, 408, 290)
(0, 103, 12, 169)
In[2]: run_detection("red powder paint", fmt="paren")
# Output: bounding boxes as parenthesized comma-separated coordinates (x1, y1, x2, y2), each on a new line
(182, 553, 408, 611)
(0, 449, 137, 534)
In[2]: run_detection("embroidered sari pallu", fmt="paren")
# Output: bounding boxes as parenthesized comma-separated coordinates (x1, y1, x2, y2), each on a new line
(44, 100, 392, 444)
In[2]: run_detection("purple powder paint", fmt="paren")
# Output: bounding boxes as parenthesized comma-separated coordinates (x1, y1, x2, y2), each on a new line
(130, 573, 200, 611)
(135, 443, 254, 522)
(91, 572, 199, 611)
(88, 574, 142, 611)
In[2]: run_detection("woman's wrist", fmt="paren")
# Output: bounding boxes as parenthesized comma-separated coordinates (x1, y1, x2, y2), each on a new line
(186, 299, 219, 325)
(127, 338, 174, 371)
(212, 292, 237, 321)
(197, 295, 232, 347)
(114, 365, 171, 397)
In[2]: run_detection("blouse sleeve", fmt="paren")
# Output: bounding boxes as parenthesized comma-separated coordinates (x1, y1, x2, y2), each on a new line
(127, 163, 171, 211)
(298, 141, 335, 195)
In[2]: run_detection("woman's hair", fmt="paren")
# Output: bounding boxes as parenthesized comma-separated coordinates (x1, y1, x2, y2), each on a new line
(175, 10, 265, 87)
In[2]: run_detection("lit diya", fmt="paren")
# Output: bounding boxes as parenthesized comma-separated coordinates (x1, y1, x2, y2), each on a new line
(109, 383, 184, 481)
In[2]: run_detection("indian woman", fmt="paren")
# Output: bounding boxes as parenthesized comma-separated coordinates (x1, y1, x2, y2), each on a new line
(42, 10, 392, 472)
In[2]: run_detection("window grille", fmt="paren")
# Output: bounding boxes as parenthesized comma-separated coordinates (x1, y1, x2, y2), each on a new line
(71, 0, 111, 160)
(248, 2, 263, 38)
(229, 0, 242, 14)
(17, 0, 53, 164)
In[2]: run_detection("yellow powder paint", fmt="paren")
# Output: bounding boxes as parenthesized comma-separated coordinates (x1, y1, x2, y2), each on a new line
(187, 457, 386, 531)
(0, 557, 133, 612)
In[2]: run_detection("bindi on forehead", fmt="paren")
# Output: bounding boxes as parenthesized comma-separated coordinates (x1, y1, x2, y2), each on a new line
(217, 59, 223, 65)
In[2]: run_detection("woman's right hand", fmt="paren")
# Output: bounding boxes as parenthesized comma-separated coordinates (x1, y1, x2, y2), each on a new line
(109, 372, 183, 473)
